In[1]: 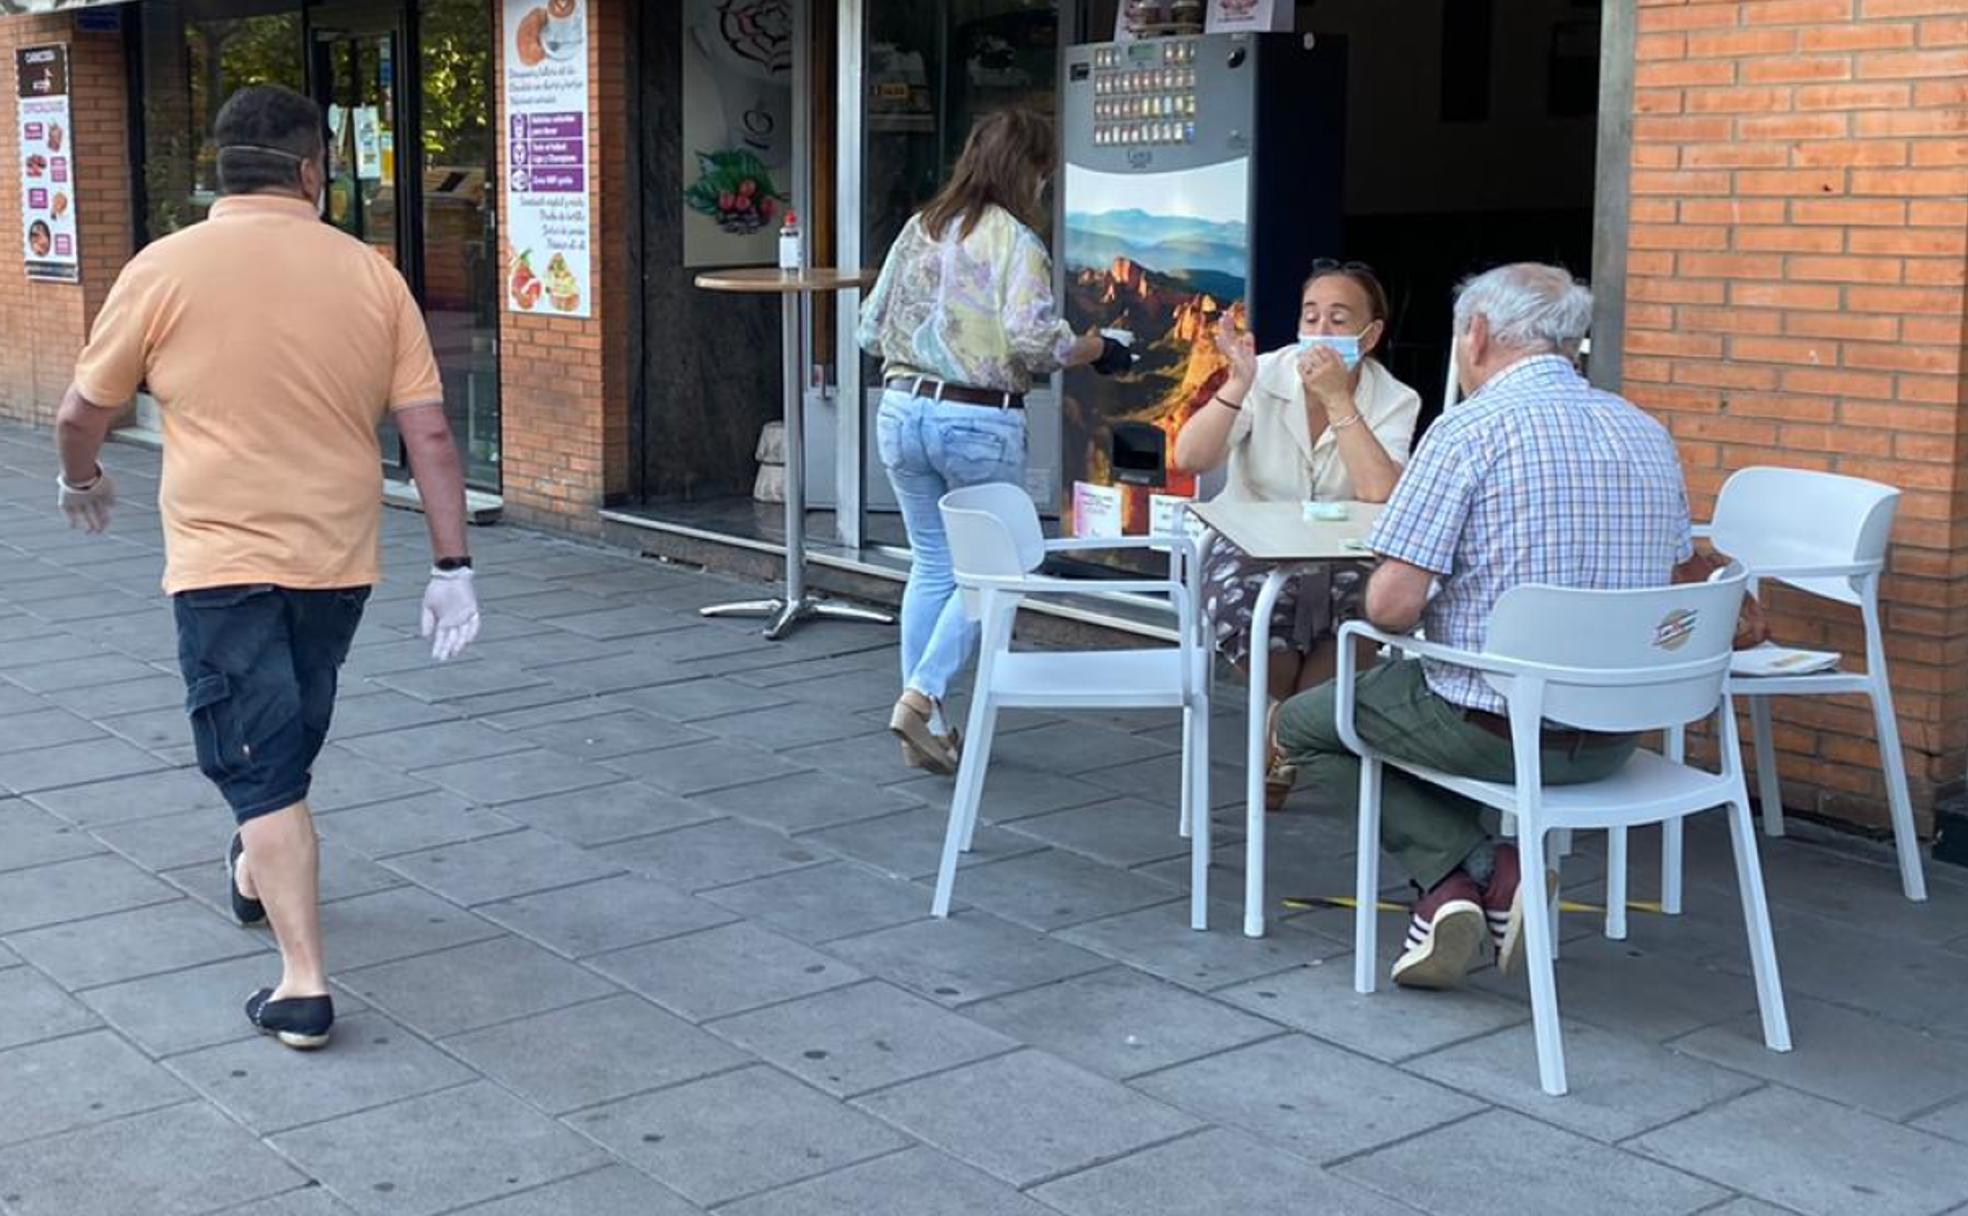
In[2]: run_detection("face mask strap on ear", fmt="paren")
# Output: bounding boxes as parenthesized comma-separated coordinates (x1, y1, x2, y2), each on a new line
(217, 144, 324, 213)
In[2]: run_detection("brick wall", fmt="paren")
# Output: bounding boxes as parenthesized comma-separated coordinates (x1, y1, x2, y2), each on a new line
(0, 17, 132, 428)
(1624, 0, 1968, 834)
(494, 0, 633, 532)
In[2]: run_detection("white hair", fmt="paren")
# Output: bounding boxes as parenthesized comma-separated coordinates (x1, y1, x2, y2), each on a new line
(1452, 263, 1594, 357)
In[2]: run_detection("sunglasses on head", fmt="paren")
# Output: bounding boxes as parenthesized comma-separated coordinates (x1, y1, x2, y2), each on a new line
(1310, 258, 1377, 277)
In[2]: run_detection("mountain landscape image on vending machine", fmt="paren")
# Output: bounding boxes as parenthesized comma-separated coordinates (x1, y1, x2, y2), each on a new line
(1062, 157, 1248, 539)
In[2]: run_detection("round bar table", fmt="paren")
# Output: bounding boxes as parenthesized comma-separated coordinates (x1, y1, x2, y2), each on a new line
(692, 267, 894, 640)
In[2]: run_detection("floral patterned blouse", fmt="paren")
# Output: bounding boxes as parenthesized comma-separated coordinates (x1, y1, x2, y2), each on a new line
(857, 205, 1078, 394)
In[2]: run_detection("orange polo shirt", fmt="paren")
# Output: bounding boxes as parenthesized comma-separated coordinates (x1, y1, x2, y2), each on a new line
(72, 194, 443, 594)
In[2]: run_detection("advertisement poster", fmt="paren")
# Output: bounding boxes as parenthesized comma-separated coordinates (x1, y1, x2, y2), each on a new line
(1061, 158, 1249, 536)
(503, 0, 591, 317)
(16, 44, 77, 283)
(681, 0, 793, 267)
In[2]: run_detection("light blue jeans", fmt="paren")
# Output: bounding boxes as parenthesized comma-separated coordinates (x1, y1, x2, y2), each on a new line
(876, 387, 1028, 703)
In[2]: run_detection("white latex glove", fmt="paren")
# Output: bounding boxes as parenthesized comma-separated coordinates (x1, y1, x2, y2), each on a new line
(57, 466, 116, 534)
(420, 567, 481, 662)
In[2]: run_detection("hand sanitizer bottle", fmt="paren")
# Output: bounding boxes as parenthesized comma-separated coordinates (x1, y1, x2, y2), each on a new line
(778, 212, 802, 273)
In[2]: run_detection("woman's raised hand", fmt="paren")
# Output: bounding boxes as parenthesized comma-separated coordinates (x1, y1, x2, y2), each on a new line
(1213, 314, 1257, 390)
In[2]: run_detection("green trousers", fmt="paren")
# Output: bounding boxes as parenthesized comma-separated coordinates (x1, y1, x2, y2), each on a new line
(1275, 659, 1637, 891)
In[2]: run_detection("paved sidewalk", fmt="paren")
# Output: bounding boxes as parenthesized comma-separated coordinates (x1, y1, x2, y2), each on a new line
(2, 422, 1967, 1216)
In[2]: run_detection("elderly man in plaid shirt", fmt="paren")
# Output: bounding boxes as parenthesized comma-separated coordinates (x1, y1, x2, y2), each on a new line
(1277, 263, 1694, 991)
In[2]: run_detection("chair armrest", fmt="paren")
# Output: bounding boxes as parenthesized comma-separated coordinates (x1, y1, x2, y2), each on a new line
(1044, 535, 1199, 563)
(1337, 620, 1544, 679)
(962, 574, 1190, 600)
(1339, 620, 1728, 688)
(1750, 560, 1881, 580)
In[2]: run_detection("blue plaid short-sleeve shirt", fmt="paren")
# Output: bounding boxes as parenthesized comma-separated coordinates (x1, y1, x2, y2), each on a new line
(1368, 355, 1694, 714)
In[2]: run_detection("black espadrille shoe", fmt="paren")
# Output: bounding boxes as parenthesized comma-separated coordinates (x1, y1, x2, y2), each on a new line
(226, 833, 266, 927)
(245, 988, 334, 1050)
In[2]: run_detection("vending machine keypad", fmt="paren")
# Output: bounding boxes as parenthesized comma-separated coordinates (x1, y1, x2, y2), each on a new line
(1089, 41, 1201, 147)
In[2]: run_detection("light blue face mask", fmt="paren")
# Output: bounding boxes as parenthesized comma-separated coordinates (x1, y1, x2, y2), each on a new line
(1298, 333, 1362, 371)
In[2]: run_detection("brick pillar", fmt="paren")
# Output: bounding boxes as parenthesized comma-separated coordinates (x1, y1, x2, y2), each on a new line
(495, 0, 634, 532)
(1623, 0, 1968, 834)
(0, 17, 134, 427)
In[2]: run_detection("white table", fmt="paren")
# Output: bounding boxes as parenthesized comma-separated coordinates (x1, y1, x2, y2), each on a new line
(1187, 500, 1383, 937)
(693, 268, 894, 640)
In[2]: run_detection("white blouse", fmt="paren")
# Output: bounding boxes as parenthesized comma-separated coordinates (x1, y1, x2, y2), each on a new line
(1217, 351, 1422, 504)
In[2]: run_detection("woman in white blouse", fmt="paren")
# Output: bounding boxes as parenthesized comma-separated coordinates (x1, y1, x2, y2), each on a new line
(1173, 260, 1421, 810)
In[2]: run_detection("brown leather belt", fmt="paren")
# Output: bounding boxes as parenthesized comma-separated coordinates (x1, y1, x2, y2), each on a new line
(1462, 709, 1634, 753)
(892, 376, 1025, 410)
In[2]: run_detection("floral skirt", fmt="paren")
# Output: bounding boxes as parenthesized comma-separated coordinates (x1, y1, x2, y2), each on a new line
(1201, 543, 1368, 668)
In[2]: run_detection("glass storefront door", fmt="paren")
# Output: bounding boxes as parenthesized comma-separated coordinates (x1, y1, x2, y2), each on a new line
(318, 27, 400, 262)
(315, 13, 412, 474)
(415, 0, 501, 489)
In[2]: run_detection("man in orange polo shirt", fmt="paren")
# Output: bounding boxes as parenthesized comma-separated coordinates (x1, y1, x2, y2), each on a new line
(52, 85, 481, 1051)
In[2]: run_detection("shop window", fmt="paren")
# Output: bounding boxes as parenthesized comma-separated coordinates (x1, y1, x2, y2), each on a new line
(419, 0, 501, 488)
(141, 0, 307, 241)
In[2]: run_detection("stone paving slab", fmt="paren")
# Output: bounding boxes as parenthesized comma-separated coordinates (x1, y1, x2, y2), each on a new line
(1406, 1017, 1761, 1143)
(800, 804, 1048, 880)
(0, 1028, 192, 1146)
(1672, 996, 1968, 1120)
(1339, 1108, 1728, 1216)
(316, 792, 521, 859)
(1134, 1032, 1483, 1166)
(0, 798, 105, 872)
(444, 992, 748, 1114)
(495, 780, 718, 845)
(826, 910, 1110, 1007)
(708, 979, 1018, 1099)
(380, 827, 624, 907)
(1630, 1086, 1968, 1216)
(271, 1081, 611, 1216)
(166, 1010, 475, 1133)
(76, 953, 368, 1059)
(445, 1166, 702, 1215)
(965, 965, 1279, 1080)
(698, 860, 934, 944)
(589, 921, 865, 1022)
(856, 1049, 1201, 1188)
(1032, 1127, 1419, 1216)
(573, 1065, 911, 1207)
(719, 1146, 1051, 1216)
(340, 934, 619, 1038)
(0, 424, 1959, 1214)
(7, 897, 270, 990)
(596, 817, 833, 892)
(0, 1101, 308, 1216)
(475, 874, 738, 959)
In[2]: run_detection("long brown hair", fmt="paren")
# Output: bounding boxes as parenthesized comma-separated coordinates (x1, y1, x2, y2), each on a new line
(919, 109, 1054, 241)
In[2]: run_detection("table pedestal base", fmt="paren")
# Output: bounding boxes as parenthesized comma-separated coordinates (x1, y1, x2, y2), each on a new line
(700, 596, 895, 641)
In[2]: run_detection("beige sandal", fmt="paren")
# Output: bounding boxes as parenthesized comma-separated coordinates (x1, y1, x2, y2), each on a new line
(890, 695, 958, 776)
(900, 725, 963, 773)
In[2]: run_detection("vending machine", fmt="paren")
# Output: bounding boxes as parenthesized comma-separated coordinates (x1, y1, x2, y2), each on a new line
(1055, 32, 1346, 544)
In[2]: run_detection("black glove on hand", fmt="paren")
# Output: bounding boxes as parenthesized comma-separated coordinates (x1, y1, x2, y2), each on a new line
(1092, 336, 1134, 377)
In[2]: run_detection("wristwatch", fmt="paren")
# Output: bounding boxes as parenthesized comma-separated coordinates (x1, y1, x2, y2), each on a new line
(434, 556, 473, 572)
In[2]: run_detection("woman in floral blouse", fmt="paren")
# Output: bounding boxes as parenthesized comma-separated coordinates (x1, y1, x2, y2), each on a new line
(858, 109, 1130, 775)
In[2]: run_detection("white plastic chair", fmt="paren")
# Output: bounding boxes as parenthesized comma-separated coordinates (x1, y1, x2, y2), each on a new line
(1651, 467, 1925, 912)
(931, 484, 1212, 928)
(1337, 570, 1790, 1096)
